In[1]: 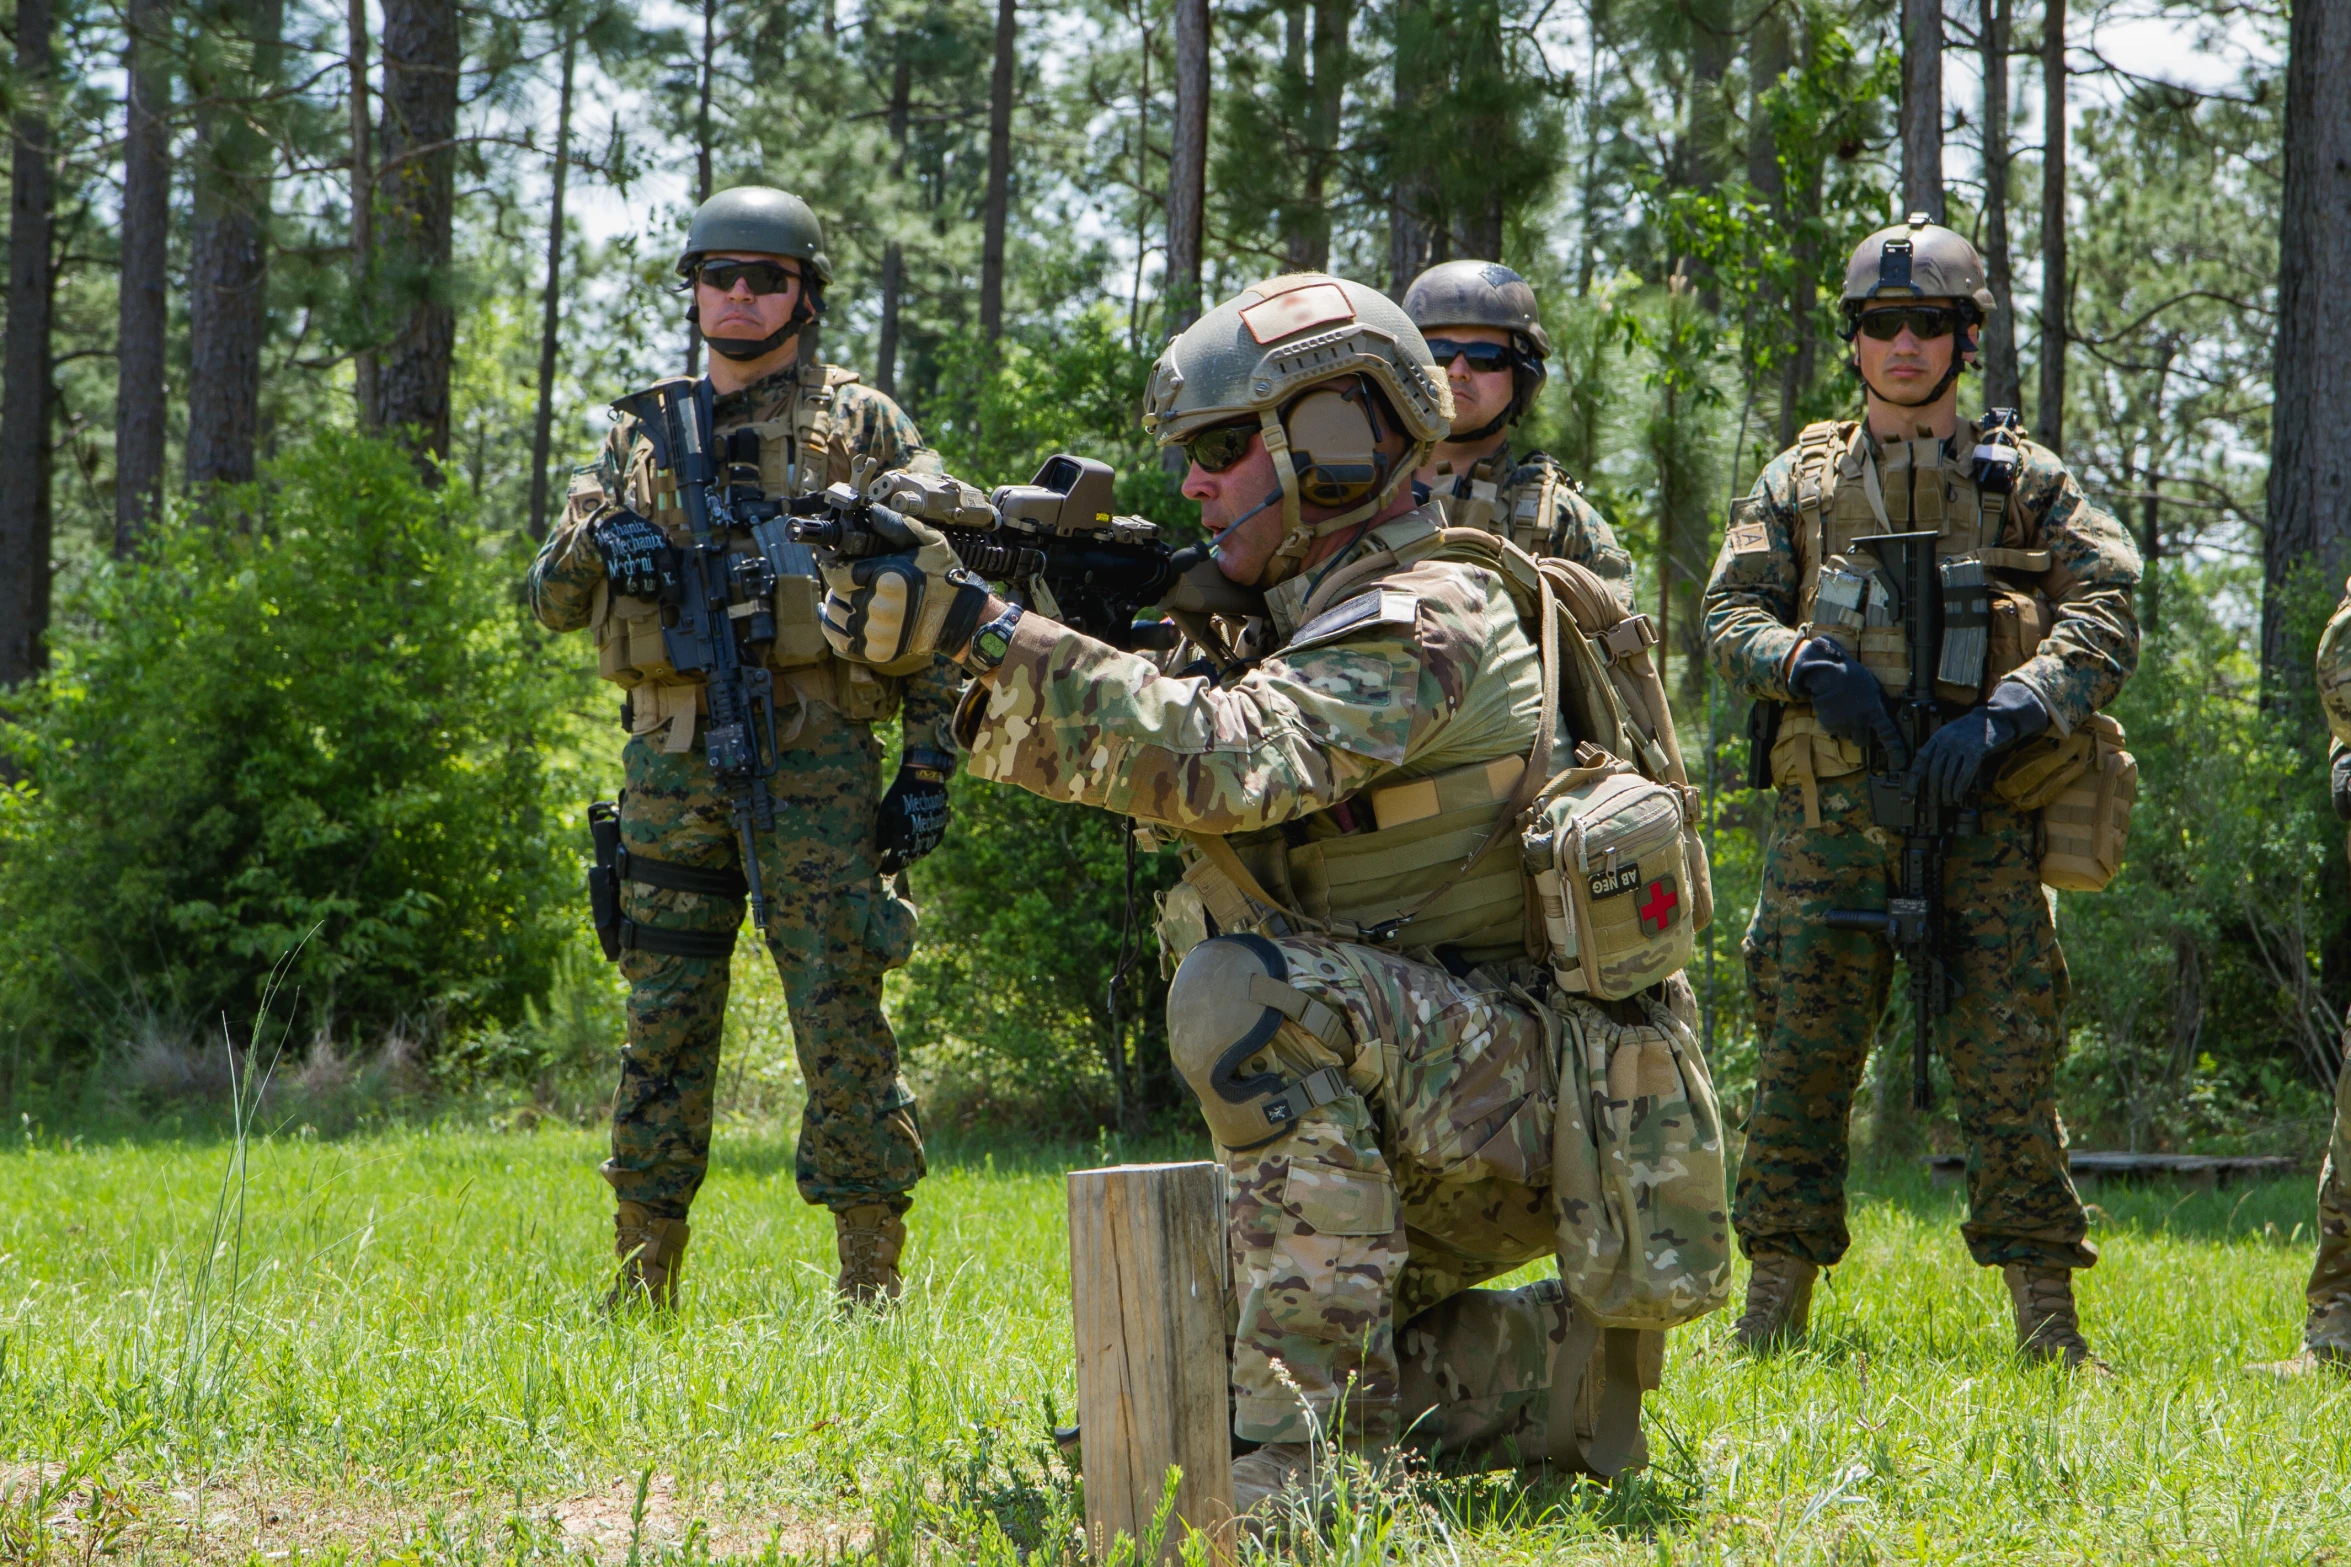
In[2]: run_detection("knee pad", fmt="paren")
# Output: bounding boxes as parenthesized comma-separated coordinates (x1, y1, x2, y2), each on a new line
(1167, 934, 1355, 1150)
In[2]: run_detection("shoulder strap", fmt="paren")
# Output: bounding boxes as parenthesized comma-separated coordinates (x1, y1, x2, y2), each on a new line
(1793, 420, 1846, 572)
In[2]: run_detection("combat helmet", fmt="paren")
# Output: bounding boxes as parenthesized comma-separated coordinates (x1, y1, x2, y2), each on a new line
(1403, 259, 1553, 438)
(1142, 273, 1452, 581)
(679, 187, 832, 359)
(1839, 212, 1995, 406)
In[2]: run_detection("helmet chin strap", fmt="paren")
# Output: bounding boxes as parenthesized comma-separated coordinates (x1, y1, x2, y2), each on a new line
(706, 321, 797, 361)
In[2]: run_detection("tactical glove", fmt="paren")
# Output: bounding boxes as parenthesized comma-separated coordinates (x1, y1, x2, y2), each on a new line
(592, 511, 675, 601)
(877, 747, 956, 875)
(2332, 746, 2351, 822)
(1910, 681, 2051, 808)
(1789, 638, 1909, 769)
(818, 507, 991, 665)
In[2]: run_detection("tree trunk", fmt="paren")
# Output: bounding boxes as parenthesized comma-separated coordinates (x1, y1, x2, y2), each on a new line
(187, 0, 283, 490)
(2262, 0, 2351, 682)
(1166, 0, 1208, 332)
(1775, 16, 1823, 444)
(350, 0, 375, 424)
(2035, 0, 2066, 452)
(527, 29, 576, 544)
(115, 0, 172, 554)
(1901, 0, 1945, 221)
(876, 46, 910, 395)
(1980, 0, 2020, 409)
(0, 0, 55, 688)
(1747, 6, 1791, 439)
(979, 0, 1015, 340)
(1388, 0, 1438, 295)
(686, 0, 716, 377)
(1285, 0, 1347, 274)
(373, 0, 460, 469)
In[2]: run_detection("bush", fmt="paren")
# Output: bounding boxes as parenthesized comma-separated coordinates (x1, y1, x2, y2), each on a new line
(0, 432, 593, 1088)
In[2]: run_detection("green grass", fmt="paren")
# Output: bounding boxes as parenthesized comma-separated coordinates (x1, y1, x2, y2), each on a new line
(2, 1117, 2347, 1564)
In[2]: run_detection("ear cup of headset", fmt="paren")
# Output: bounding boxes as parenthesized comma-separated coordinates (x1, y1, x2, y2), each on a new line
(1283, 382, 1386, 507)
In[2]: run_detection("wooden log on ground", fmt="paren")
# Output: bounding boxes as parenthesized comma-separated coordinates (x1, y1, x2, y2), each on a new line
(1068, 1161, 1234, 1565)
(1924, 1151, 2297, 1190)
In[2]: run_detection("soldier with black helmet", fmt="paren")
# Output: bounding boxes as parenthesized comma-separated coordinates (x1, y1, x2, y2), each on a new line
(1703, 213, 2143, 1369)
(1403, 261, 1635, 612)
(526, 186, 957, 1311)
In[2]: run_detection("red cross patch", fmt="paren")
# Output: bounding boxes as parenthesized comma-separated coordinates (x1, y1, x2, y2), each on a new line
(1638, 875, 1681, 937)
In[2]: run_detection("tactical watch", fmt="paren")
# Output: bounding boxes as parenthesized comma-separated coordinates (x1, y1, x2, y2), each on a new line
(965, 602, 1024, 673)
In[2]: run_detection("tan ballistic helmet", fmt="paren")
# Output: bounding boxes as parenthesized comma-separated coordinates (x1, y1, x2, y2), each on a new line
(1840, 212, 1995, 320)
(1142, 273, 1452, 575)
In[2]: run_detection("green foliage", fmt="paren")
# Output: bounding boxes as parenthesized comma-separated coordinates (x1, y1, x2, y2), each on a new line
(0, 433, 591, 1070)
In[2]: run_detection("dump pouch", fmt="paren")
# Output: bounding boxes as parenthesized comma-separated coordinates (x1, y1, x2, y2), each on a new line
(2034, 713, 2136, 892)
(1547, 990, 1731, 1329)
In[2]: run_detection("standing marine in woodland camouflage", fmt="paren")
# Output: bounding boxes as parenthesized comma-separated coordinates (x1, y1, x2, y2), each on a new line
(1703, 213, 2142, 1369)
(527, 187, 957, 1310)
(808, 272, 1728, 1516)
(1404, 261, 1636, 614)
(2251, 591, 2351, 1376)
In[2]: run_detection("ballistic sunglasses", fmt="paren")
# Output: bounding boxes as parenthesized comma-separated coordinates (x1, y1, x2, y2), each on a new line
(1854, 305, 1961, 342)
(695, 258, 803, 296)
(1423, 337, 1519, 373)
(1180, 419, 1259, 474)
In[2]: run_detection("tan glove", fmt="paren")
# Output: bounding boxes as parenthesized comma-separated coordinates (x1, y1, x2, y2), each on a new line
(818, 508, 991, 665)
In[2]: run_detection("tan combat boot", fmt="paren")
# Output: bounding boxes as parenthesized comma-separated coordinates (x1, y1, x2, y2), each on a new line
(2003, 1263, 2110, 1372)
(1230, 1441, 1318, 1524)
(835, 1203, 907, 1308)
(606, 1201, 690, 1312)
(1733, 1251, 1818, 1352)
(2247, 1296, 2351, 1378)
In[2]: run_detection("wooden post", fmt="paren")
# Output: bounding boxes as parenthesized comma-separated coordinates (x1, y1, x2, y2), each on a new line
(1068, 1161, 1234, 1565)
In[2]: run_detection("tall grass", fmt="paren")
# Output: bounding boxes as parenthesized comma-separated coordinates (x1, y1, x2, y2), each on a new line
(3, 1120, 2347, 1563)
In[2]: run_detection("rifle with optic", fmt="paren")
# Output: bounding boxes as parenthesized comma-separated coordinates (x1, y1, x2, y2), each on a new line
(787, 453, 1260, 652)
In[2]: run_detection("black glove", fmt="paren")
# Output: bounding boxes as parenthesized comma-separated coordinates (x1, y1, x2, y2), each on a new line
(877, 747, 956, 875)
(2332, 747, 2351, 822)
(1789, 638, 1909, 769)
(1910, 681, 2051, 808)
(593, 511, 675, 600)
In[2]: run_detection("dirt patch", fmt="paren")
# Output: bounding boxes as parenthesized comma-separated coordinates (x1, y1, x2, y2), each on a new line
(1, 1462, 857, 1564)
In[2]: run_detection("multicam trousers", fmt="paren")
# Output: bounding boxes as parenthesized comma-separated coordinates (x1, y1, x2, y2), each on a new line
(1185, 935, 1655, 1461)
(1735, 776, 2094, 1271)
(602, 702, 925, 1220)
(2304, 1026, 2351, 1347)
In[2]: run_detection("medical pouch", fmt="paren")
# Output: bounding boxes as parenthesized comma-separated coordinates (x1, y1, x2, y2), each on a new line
(1523, 760, 1697, 1001)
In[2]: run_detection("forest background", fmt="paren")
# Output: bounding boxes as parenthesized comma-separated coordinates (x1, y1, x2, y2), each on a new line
(0, 0, 2328, 1165)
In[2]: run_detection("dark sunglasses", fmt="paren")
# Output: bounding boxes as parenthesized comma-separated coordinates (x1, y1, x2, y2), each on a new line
(1855, 305, 1961, 342)
(1423, 337, 1518, 373)
(1181, 419, 1258, 474)
(696, 258, 801, 296)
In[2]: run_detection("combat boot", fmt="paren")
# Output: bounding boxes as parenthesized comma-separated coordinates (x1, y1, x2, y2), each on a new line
(2003, 1263, 2110, 1372)
(835, 1203, 907, 1308)
(1732, 1251, 1818, 1352)
(605, 1201, 689, 1312)
(1230, 1442, 1318, 1524)
(2247, 1296, 2351, 1378)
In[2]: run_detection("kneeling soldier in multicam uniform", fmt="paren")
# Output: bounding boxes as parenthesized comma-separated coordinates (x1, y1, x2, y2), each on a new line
(527, 187, 958, 1310)
(2250, 589, 2351, 1377)
(808, 272, 1727, 1516)
(1403, 261, 1636, 615)
(1703, 214, 2142, 1369)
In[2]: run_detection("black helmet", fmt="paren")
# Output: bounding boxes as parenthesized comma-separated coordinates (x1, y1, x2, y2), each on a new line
(1402, 260, 1550, 439)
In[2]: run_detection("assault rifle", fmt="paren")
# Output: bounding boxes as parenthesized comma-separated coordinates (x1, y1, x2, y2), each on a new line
(788, 454, 1258, 652)
(609, 375, 783, 933)
(1821, 530, 1983, 1112)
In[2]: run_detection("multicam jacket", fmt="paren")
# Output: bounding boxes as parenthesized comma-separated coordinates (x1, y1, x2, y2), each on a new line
(957, 502, 1544, 836)
(1702, 413, 2141, 738)
(528, 359, 962, 755)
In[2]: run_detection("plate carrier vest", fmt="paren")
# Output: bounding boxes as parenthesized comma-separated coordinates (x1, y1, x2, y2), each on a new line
(583, 362, 927, 752)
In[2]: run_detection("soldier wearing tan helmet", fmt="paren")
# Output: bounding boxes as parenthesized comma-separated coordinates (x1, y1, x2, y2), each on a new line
(1403, 261, 1635, 613)
(811, 272, 1720, 1517)
(526, 186, 958, 1313)
(1703, 213, 2143, 1369)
